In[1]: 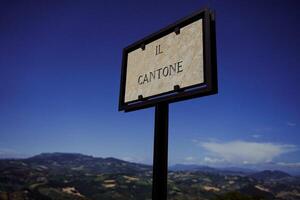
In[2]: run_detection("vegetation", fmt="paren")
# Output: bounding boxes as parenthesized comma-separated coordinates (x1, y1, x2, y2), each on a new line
(0, 153, 299, 200)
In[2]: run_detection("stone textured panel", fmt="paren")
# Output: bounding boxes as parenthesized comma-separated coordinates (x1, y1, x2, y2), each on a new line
(125, 19, 204, 103)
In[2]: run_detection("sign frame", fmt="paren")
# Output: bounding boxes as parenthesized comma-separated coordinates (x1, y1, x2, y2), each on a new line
(119, 8, 217, 112)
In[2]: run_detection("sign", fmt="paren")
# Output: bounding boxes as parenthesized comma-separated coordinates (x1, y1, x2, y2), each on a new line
(119, 9, 217, 112)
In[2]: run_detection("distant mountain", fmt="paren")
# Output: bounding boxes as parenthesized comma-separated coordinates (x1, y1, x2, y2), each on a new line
(28, 152, 93, 161)
(249, 170, 292, 182)
(219, 167, 257, 174)
(169, 164, 216, 172)
(0, 153, 299, 200)
(169, 164, 255, 176)
(0, 152, 151, 174)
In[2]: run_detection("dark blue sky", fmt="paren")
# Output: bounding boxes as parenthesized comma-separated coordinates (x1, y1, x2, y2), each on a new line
(0, 0, 299, 171)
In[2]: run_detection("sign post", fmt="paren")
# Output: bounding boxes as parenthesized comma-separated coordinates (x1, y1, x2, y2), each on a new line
(152, 103, 168, 200)
(119, 8, 217, 200)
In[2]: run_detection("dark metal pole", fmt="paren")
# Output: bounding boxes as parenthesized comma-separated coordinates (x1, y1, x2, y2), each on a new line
(152, 103, 169, 200)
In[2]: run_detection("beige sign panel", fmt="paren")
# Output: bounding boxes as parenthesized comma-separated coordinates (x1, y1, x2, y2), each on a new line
(125, 19, 204, 103)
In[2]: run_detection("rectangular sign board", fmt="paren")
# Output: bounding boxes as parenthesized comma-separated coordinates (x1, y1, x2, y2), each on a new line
(119, 9, 217, 112)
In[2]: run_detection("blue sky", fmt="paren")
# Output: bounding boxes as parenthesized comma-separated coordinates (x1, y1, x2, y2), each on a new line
(0, 0, 299, 172)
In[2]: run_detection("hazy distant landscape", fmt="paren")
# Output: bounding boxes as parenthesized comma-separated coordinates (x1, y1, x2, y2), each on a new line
(0, 153, 299, 200)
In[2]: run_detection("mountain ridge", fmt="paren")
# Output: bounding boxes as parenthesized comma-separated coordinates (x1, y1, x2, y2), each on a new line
(1, 152, 299, 176)
(1, 152, 299, 200)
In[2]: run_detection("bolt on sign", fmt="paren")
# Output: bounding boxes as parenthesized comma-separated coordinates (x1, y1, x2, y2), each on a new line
(119, 9, 217, 112)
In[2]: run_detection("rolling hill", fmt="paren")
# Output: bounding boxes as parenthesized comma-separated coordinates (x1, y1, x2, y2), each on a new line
(0, 153, 299, 200)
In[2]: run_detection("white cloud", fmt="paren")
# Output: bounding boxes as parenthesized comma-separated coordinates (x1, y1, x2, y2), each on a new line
(182, 156, 200, 164)
(199, 141, 297, 165)
(252, 134, 262, 138)
(287, 122, 296, 127)
(203, 156, 224, 164)
(185, 156, 195, 161)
